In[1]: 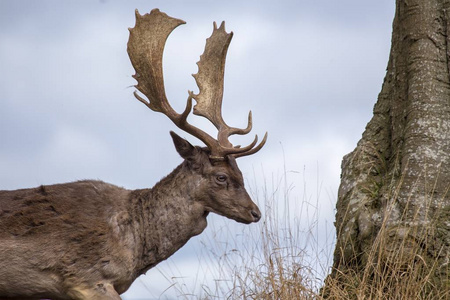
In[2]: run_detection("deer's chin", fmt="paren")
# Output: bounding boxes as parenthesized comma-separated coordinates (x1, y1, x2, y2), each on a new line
(232, 212, 261, 224)
(234, 217, 253, 224)
(206, 207, 258, 224)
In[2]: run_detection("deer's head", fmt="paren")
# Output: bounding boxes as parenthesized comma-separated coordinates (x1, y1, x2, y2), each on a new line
(127, 9, 267, 224)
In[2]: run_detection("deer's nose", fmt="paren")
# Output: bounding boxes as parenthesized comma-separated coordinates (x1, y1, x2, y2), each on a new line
(251, 210, 261, 222)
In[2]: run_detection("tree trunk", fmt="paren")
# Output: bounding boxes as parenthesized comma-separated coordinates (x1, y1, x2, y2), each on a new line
(325, 0, 450, 298)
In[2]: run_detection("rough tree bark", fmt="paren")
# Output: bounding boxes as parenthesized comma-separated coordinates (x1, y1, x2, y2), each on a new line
(325, 0, 449, 297)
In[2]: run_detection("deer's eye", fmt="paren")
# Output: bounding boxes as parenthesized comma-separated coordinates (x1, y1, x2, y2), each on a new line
(215, 174, 228, 184)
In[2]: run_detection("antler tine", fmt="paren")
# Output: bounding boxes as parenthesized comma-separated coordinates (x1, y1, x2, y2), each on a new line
(233, 132, 268, 158)
(217, 110, 253, 142)
(222, 134, 258, 155)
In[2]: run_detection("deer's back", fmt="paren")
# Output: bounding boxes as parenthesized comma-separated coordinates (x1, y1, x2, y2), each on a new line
(0, 180, 128, 238)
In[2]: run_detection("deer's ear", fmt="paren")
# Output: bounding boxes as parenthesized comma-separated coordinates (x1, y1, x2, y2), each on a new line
(170, 131, 196, 159)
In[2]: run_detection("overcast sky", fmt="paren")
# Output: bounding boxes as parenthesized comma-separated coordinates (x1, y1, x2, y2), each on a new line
(0, 1, 394, 299)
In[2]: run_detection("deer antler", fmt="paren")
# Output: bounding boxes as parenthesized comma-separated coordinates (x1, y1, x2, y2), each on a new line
(127, 9, 267, 159)
(192, 21, 268, 157)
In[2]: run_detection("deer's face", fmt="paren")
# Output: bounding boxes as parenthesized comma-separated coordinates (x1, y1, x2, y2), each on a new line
(172, 132, 261, 224)
(196, 156, 261, 224)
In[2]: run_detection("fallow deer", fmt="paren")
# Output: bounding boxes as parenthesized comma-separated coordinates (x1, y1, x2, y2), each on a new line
(0, 9, 267, 300)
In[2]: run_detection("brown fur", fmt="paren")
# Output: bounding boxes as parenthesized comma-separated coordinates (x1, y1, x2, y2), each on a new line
(0, 133, 260, 299)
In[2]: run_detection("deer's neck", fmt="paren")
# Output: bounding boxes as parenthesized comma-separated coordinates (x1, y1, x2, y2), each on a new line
(131, 164, 208, 274)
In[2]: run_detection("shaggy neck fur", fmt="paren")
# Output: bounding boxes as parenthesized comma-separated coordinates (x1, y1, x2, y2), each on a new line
(130, 162, 208, 274)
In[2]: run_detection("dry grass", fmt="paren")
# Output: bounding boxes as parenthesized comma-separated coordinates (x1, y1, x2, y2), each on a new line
(323, 171, 449, 300)
(323, 223, 448, 299)
(155, 166, 448, 300)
